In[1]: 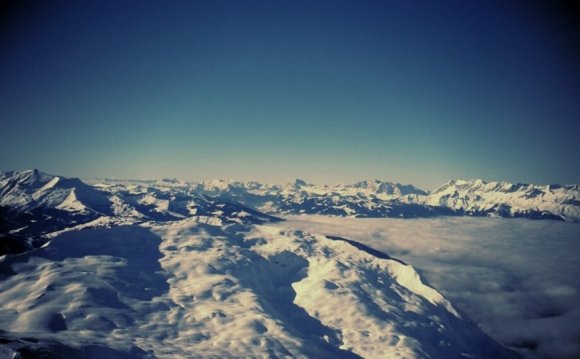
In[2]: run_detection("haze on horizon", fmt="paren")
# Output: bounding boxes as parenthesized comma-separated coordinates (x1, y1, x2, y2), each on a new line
(1, 0, 579, 190)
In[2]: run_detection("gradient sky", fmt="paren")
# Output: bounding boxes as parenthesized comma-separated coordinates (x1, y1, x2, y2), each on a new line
(1, 0, 579, 189)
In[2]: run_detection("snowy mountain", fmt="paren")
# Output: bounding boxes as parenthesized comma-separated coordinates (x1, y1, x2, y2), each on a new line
(186, 177, 580, 222)
(421, 179, 580, 222)
(0, 170, 278, 238)
(0, 219, 517, 358)
(162, 177, 579, 222)
(0, 169, 113, 236)
(0, 169, 525, 357)
(2, 170, 579, 240)
(187, 179, 454, 218)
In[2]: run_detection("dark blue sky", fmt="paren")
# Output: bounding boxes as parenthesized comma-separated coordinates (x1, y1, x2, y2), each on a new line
(1, 0, 579, 188)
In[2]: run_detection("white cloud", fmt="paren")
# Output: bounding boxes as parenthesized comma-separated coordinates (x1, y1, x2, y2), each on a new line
(277, 216, 580, 359)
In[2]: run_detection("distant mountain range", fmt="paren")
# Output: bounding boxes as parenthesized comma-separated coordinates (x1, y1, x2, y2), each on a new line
(1, 169, 578, 238)
(187, 178, 579, 222)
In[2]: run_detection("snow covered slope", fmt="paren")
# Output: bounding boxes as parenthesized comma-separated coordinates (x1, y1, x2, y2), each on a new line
(0, 170, 113, 236)
(0, 218, 518, 358)
(0, 169, 112, 213)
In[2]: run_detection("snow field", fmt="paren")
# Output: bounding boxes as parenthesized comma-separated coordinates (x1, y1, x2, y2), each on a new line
(0, 218, 516, 358)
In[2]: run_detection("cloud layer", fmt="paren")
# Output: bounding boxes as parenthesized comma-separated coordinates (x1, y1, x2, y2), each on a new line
(279, 216, 580, 359)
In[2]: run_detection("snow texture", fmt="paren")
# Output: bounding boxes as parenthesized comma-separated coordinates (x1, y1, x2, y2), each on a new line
(0, 220, 516, 358)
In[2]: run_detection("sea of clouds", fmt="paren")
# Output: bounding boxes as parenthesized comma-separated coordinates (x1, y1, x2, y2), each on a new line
(277, 216, 580, 359)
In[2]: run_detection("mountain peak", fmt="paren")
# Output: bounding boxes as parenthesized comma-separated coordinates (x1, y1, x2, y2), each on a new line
(155, 178, 187, 187)
(293, 179, 307, 187)
(2, 169, 58, 189)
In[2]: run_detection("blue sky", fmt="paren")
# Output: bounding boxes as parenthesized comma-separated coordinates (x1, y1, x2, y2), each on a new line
(1, 0, 579, 189)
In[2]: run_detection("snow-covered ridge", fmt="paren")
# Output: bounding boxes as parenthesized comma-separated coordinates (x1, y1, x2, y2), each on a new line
(0, 219, 518, 358)
(0, 169, 110, 213)
(0, 170, 114, 236)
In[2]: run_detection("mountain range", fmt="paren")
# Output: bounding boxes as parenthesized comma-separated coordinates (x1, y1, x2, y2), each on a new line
(0, 169, 527, 358)
(1, 170, 578, 240)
